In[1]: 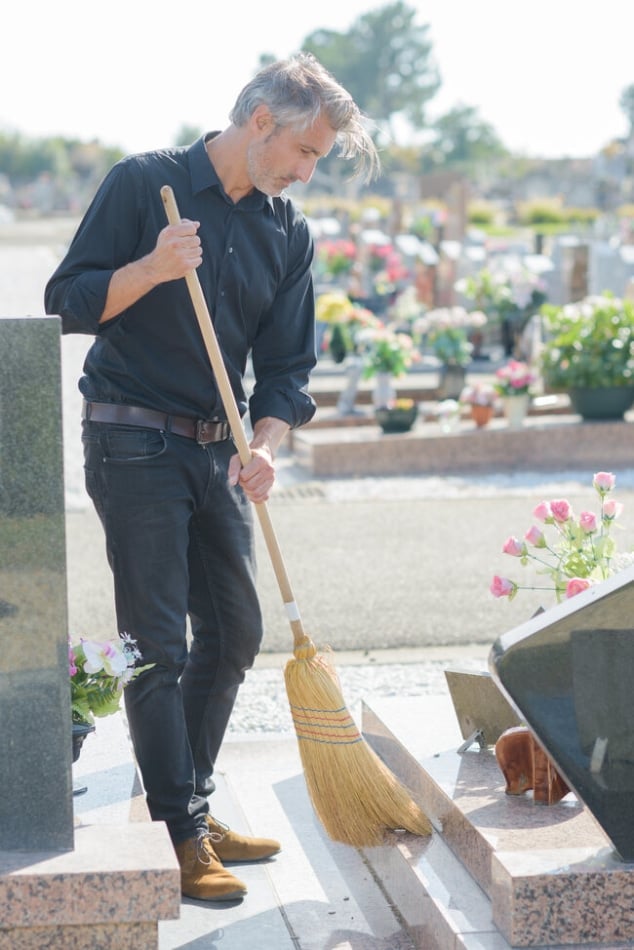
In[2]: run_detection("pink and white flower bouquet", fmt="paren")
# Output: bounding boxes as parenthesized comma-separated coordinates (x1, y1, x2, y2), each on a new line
(493, 359, 538, 397)
(69, 634, 152, 725)
(490, 472, 632, 604)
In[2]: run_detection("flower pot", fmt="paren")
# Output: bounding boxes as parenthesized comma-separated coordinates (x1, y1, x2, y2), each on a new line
(336, 355, 364, 415)
(438, 364, 467, 400)
(470, 404, 494, 428)
(569, 386, 634, 421)
(503, 393, 530, 429)
(375, 405, 418, 434)
(372, 372, 396, 409)
(72, 721, 95, 763)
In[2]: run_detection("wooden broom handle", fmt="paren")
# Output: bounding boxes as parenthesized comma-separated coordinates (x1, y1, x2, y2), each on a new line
(160, 185, 308, 647)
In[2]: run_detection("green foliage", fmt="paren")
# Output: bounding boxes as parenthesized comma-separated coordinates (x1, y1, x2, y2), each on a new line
(425, 105, 507, 171)
(468, 202, 496, 227)
(0, 131, 123, 185)
(540, 295, 634, 389)
(302, 1, 440, 139)
(517, 198, 565, 226)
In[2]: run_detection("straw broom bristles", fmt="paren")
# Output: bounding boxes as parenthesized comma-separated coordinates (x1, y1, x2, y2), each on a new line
(284, 638, 433, 847)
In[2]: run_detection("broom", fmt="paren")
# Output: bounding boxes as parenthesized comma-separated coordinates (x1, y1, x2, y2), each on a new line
(160, 185, 432, 847)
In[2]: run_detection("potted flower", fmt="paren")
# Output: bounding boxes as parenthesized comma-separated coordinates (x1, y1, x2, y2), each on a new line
(356, 324, 419, 408)
(413, 306, 487, 398)
(375, 397, 418, 434)
(456, 264, 547, 356)
(493, 359, 538, 428)
(316, 238, 357, 279)
(540, 294, 634, 420)
(315, 292, 378, 364)
(459, 381, 498, 428)
(69, 634, 151, 760)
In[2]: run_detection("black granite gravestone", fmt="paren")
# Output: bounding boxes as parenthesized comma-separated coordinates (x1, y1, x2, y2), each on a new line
(490, 566, 634, 862)
(0, 316, 74, 851)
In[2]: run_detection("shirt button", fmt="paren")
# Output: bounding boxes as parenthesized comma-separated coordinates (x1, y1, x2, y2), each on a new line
(228, 246, 233, 253)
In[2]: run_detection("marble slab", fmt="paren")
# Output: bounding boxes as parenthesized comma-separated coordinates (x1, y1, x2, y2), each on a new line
(362, 695, 634, 948)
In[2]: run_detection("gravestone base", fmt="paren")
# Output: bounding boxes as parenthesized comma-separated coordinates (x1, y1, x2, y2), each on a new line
(361, 695, 634, 948)
(291, 411, 634, 478)
(0, 823, 180, 949)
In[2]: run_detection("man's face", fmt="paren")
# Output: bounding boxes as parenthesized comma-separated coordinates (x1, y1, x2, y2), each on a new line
(246, 109, 336, 197)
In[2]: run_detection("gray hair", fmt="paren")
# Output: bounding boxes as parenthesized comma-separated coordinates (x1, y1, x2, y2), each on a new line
(229, 53, 380, 182)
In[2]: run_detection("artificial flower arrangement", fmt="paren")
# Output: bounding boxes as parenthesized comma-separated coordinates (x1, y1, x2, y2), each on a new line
(315, 291, 379, 363)
(490, 472, 631, 604)
(355, 324, 419, 379)
(455, 264, 546, 317)
(70, 633, 152, 725)
(459, 381, 498, 407)
(316, 238, 357, 277)
(493, 359, 538, 397)
(413, 306, 487, 367)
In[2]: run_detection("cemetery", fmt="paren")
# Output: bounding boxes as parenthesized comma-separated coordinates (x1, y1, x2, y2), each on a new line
(3, 198, 634, 946)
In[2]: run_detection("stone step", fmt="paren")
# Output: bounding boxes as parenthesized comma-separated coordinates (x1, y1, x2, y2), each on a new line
(362, 694, 634, 949)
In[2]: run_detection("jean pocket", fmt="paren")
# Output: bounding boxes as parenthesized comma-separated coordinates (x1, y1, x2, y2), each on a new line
(103, 426, 167, 464)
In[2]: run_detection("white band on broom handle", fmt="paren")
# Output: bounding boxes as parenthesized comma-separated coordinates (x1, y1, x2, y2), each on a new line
(160, 185, 308, 649)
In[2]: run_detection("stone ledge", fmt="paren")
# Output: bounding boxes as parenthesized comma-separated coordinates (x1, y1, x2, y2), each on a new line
(0, 823, 180, 926)
(362, 695, 634, 948)
(292, 412, 634, 478)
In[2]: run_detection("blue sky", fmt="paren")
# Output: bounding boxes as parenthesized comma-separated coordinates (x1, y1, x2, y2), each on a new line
(3, 1, 632, 159)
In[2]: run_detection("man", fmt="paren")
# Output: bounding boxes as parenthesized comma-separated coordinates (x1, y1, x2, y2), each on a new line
(45, 53, 379, 901)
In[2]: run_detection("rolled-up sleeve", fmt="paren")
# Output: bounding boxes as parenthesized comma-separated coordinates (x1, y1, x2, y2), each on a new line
(249, 211, 317, 430)
(44, 162, 141, 335)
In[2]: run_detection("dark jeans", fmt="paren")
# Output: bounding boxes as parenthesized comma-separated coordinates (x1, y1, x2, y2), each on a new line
(82, 420, 263, 843)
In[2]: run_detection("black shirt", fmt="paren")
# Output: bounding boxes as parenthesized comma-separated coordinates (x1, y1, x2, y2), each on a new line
(44, 135, 317, 428)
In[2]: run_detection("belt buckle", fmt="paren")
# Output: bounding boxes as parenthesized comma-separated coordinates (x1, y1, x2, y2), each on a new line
(195, 420, 214, 445)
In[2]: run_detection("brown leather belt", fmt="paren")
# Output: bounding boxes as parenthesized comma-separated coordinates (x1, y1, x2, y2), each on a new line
(82, 401, 231, 445)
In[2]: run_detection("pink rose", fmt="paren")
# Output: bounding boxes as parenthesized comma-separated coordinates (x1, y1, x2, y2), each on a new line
(524, 525, 545, 547)
(603, 499, 624, 521)
(502, 536, 526, 557)
(533, 501, 552, 522)
(593, 471, 616, 494)
(68, 646, 77, 677)
(579, 510, 598, 533)
(550, 499, 572, 523)
(490, 575, 516, 598)
(566, 578, 591, 598)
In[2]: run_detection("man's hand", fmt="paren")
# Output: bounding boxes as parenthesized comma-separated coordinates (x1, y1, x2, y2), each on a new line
(149, 220, 203, 283)
(100, 220, 202, 323)
(228, 417, 290, 503)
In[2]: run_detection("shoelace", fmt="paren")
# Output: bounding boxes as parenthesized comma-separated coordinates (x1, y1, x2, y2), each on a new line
(195, 832, 221, 865)
(208, 815, 229, 840)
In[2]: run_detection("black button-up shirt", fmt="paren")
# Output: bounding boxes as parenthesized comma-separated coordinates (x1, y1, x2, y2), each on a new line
(44, 135, 317, 428)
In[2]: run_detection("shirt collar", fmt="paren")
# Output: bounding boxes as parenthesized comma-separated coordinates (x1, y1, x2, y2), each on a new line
(188, 134, 276, 213)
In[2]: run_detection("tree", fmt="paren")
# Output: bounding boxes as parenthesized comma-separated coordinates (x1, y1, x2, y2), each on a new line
(423, 104, 507, 172)
(302, 1, 440, 143)
(619, 84, 634, 136)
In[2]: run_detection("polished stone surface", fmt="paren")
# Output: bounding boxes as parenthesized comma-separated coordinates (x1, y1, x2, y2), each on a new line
(490, 566, 634, 862)
(0, 316, 74, 851)
(362, 694, 634, 948)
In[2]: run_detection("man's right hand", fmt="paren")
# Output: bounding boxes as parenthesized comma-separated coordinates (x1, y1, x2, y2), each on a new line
(99, 219, 202, 324)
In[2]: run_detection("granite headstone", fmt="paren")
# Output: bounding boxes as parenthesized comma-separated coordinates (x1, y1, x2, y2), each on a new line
(490, 566, 634, 862)
(0, 316, 74, 851)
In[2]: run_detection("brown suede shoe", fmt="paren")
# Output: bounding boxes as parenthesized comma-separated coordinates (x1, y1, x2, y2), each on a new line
(205, 815, 281, 862)
(174, 833, 247, 901)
